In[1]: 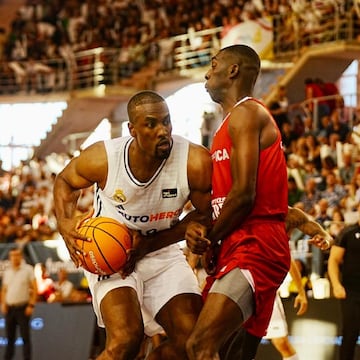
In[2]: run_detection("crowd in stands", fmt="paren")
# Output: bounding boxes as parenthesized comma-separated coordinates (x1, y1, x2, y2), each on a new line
(0, 0, 359, 94)
(270, 79, 360, 276)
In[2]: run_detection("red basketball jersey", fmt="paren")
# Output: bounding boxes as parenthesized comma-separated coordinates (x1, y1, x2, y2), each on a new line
(211, 97, 288, 221)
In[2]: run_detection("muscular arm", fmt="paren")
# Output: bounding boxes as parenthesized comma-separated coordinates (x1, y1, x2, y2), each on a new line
(53, 142, 107, 266)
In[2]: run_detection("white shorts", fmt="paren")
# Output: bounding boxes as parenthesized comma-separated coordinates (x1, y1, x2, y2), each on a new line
(264, 292, 288, 339)
(85, 244, 201, 336)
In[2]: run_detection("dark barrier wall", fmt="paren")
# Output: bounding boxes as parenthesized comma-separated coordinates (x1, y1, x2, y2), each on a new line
(0, 303, 96, 360)
(1, 298, 359, 360)
(256, 297, 360, 360)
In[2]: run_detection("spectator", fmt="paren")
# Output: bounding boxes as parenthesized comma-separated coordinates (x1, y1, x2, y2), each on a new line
(340, 183, 359, 217)
(303, 159, 322, 184)
(269, 85, 290, 130)
(304, 133, 322, 171)
(329, 208, 346, 238)
(326, 109, 350, 143)
(320, 136, 339, 170)
(304, 78, 330, 129)
(339, 152, 356, 185)
(1, 247, 37, 360)
(303, 115, 315, 136)
(280, 120, 298, 159)
(23, 56, 55, 93)
(288, 176, 304, 206)
(156, 28, 174, 73)
(322, 80, 339, 114)
(287, 137, 309, 190)
(34, 262, 56, 302)
(51, 268, 75, 303)
(299, 177, 322, 215)
(315, 198, 332, 228)
(321, 172, 347, 210)
(292, 114, 305, 139)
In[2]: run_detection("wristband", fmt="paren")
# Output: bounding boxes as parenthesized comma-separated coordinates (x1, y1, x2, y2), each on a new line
(324, 239, 331, 249)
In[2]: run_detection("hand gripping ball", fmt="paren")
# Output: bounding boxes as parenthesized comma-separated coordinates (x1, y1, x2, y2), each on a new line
(77, 217, 132, 275)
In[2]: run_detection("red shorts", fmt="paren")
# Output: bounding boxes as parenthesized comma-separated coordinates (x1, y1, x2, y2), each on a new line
(203, 220, 290, 337)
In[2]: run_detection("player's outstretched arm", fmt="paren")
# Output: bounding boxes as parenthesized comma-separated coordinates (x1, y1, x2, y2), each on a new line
(286, 206, 333, 250)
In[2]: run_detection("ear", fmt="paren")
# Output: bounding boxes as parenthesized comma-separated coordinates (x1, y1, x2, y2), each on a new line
(229, 64, 239, 79)
(128, 122, 136, 137)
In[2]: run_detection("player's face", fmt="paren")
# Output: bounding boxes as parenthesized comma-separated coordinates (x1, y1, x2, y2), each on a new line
(204, 51, 231, 104)
(129, 101, 173, 160)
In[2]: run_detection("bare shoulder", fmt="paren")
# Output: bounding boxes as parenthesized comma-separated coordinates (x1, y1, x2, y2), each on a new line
(70, 141, 108, 184)
(229, 99, 269, 130)
(188, 142, 212, 165)
(187, 142, 212, 187)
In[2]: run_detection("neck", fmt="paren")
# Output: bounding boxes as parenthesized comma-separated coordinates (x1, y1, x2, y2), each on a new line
(223, 94, 251, 116)
(128, 142, 164, 183)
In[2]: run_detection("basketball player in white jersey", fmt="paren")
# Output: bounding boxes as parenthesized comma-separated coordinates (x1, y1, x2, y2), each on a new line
(53, 90, 212, 360)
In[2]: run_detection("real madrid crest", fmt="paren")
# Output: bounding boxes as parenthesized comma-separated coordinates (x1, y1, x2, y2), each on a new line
(113, 189, 126, 203)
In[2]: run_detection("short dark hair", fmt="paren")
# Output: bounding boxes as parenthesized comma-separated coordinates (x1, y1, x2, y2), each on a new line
(220, 44, 260, 71)
(127, 91, 165, 123)
(219, 44, 260, 86)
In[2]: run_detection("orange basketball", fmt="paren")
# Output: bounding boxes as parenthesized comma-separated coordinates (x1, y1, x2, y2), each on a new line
(77, 217, 132, 275)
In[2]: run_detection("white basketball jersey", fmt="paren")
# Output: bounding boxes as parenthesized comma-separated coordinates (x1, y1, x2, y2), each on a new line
(93, 134, 190, 236)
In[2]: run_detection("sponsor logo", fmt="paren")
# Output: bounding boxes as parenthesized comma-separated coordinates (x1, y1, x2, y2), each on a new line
(162, 188, 177, 198)
(115, 204, 182, 224)
(89, 251, 107, 275)
(211, 197, 225, 220)
(212, 148, 230, 162)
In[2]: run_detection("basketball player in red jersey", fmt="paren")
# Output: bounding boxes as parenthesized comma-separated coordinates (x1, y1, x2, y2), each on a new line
(185, 44, 291, 359)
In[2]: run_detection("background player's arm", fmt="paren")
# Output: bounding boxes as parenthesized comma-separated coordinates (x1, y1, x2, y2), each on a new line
(289, 258, 308, 315)
(286, 206, 333, 249)
(53, 142, 107, 266)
